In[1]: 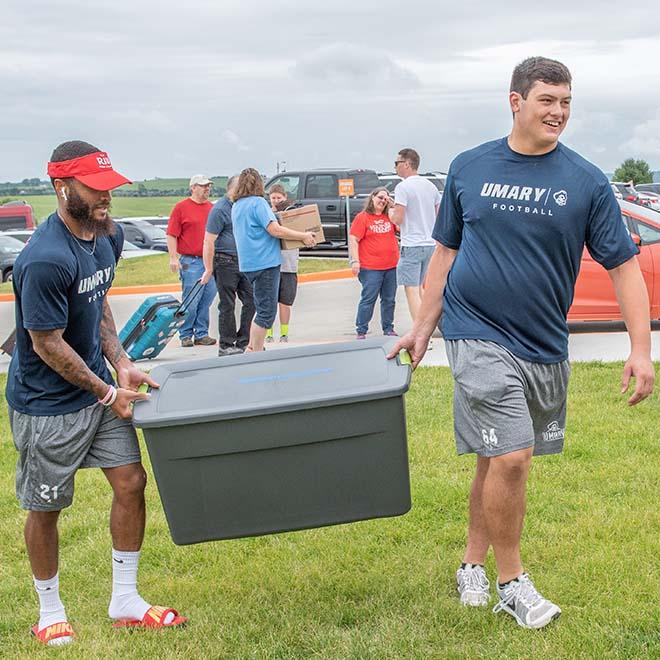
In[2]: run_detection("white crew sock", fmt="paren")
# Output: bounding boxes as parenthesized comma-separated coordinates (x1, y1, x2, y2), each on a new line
(108, 549, 175, 625)
(34, 573, 72, 646)
(108, 549, 152, 622)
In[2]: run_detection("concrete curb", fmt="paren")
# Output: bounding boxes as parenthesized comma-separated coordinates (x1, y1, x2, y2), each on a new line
(0, 268, 354, 302)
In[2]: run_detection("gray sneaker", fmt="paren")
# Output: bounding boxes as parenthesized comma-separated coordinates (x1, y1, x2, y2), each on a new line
(218, 346, 244, 357)
(493, 573, 561, 629)
(456, 564, 490, 606)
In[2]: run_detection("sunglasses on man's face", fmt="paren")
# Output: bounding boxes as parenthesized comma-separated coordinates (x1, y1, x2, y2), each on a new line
(394, 160, 406, 166)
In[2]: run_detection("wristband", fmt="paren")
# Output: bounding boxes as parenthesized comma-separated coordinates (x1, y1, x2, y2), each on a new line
(98, 385, 117, 406)
(350, 259, 359, 265)
(106, 387, 118, 407)
(98, 385, 114, 404)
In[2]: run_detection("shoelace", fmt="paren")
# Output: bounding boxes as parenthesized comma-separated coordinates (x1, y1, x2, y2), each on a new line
(493, 574, 543, 613)
(461, 568, 489, 592)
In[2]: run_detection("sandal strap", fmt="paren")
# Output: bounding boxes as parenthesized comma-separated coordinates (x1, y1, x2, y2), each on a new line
(143, 606, 178, 626)
(33, 621, 75, 644)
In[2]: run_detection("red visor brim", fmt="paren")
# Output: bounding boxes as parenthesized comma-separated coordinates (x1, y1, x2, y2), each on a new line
(75, 170, 132, 191)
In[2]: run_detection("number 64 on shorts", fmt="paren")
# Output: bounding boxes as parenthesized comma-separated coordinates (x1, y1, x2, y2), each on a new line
(482, 428, 498, 448)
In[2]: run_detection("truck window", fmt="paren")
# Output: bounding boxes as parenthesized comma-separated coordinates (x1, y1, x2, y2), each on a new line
(305, 174, 338, 198)
(268, 175, 301, 199)
(122, 225, 141, 243)
(0, 215, 28, 230)
(352, 173, 381, 194)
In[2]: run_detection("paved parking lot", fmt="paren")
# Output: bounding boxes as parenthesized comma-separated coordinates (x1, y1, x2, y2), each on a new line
(0, 277, 658, 373)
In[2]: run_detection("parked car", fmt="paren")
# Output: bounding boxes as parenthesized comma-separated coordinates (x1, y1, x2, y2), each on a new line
(0, 234, 27, 281)
(1, 228, 157, 262)
(610, 181, 637, 199)
(569, 199, 660, 321)
(378, 172, 447, 194)
(610, 181, 659, 211)
(114, 218, 168, 251)
(264, 169, 381, 245)
(121, 240, 163, 259)
(123, 215, 169, 229)
(0, 201, 36, 230)
(636, 183, 660, 195)
(636, 191, 660, 212)
(0, 229, 34, 244)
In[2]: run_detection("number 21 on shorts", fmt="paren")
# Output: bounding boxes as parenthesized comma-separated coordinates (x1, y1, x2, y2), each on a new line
(482, 428, 498, 448)
(39, 484, 59, 502)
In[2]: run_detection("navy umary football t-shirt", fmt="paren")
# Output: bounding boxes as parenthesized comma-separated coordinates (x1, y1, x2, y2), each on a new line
(6, 213, 123, 415)
(433, 138, 637, 363)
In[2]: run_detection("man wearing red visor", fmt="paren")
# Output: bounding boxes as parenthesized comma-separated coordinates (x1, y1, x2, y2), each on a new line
(6, 141, 187, 646)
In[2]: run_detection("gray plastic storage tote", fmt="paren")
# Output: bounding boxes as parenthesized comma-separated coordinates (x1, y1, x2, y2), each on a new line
(132, 337, 412, 545)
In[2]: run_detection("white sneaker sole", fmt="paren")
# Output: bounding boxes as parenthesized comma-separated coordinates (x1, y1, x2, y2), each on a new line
(459, 591, 490, 607)
(497, 602, 561, 629)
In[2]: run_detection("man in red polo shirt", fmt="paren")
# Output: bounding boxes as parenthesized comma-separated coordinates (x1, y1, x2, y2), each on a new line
(167, 175, 218, 347)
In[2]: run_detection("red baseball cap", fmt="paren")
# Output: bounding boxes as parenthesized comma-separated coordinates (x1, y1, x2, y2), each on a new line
(47, 151, 131, 191)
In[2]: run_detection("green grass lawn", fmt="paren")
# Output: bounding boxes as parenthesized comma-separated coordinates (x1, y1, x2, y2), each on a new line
(109, 255, 348, 288)
(0, 364, 658, 658)
(11, 196, 181, 223)
(119, 177, 228, 195)
(0, 255, 348, 293)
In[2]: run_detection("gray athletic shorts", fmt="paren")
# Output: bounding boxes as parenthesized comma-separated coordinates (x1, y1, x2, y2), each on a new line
(445, 339, 570, 457)
(9, 403, 141, 511)
(397, 245, 435, 287)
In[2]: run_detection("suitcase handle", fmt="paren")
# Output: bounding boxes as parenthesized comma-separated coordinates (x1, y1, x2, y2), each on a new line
(176, 279, 206, 317)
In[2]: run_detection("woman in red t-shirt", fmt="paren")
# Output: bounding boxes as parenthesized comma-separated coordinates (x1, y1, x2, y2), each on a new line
(349, 187, 400, 339)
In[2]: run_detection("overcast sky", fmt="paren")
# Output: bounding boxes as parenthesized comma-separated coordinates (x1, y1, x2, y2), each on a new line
(2, 0, 659, 181)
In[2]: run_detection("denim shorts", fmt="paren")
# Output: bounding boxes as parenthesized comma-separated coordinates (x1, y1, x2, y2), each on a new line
(245, 266, 280, 328)
(396, 245, 435, 286)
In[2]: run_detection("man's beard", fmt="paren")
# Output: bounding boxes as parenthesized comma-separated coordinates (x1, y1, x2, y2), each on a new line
(66, 187, 115, 237)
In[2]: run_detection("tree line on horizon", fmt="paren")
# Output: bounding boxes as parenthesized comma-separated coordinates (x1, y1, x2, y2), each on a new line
(1, 159, 658, 198)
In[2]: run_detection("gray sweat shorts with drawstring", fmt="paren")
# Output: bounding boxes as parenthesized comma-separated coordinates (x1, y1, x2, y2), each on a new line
(445, 339, 570, 457)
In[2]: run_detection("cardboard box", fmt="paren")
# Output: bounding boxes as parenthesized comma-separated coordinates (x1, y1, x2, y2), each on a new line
(278, 204, 325, 249)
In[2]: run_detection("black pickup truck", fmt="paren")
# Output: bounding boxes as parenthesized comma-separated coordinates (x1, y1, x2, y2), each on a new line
(264, 169, 381, 246)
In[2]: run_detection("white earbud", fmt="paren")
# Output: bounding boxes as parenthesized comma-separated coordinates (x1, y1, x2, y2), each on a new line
(61, 189, 68, 201)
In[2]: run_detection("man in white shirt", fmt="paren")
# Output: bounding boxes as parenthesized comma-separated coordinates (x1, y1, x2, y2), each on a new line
(390, 148, 442, 322)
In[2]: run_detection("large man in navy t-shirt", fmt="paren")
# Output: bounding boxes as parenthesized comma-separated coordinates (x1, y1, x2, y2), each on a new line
(390, 57, 654, 629)
(7, 141, 186, 646)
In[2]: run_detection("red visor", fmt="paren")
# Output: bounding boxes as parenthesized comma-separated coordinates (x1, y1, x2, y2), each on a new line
(47, 151, 131, 191)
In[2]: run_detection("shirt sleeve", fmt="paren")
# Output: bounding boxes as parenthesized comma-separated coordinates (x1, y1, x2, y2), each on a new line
(350, 212, 366, 240)
(109, 223, 124, 263)
(206, 203, 222, 235)
(19, 260, 73, 330)
(255, 198, 277, 229)
(432, 166, 463, 249)
(394, 181, 408, 207)
(585, 178, 638, 269)
(167, 202, 182, 237)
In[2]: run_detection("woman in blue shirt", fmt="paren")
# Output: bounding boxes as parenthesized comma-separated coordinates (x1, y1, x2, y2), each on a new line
(231, 168, 316, 352)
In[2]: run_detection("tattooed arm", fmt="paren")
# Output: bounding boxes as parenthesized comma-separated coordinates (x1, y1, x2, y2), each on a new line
(29, 328, 152, 419)
(29, 328, 109, 399)
(101, 296, 130, 370)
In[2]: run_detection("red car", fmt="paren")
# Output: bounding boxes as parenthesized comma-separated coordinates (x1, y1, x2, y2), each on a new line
(569, 200, 660, 321)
